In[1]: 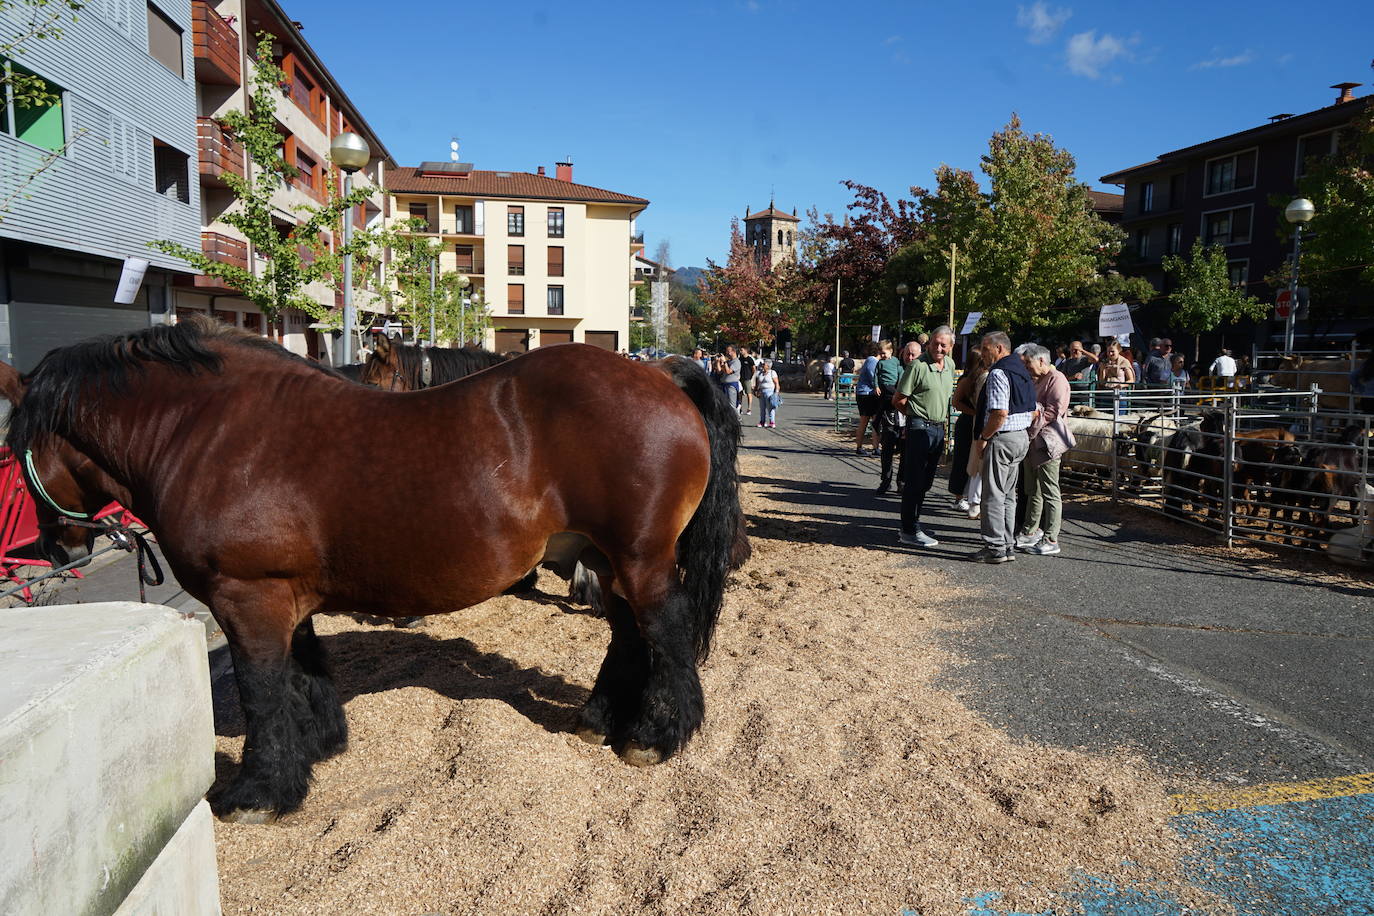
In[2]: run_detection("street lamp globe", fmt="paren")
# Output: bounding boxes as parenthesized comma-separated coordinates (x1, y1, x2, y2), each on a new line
(895, 282, 909, 296)
(1284, 198, 1316, 224)
(330, 132, 370, 173)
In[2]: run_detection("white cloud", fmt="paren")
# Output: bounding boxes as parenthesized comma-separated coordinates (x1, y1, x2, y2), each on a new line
(1191, 49, 1256, 70)
(1017, 2, 1072, 44)
(1065, 30, 1129, 78)
(883, 34, 902, 46)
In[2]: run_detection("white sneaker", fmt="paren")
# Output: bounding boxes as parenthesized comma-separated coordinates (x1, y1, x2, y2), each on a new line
(1027, 539, 1061, 556)
(1015, 529, 1044, 550)
(952, 499, 970, 512)
(899, 529, 939, 547)
(966, 504, 981, 519)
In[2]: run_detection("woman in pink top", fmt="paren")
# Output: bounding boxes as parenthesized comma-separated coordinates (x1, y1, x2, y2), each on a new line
(1016, 344, 1074, 556)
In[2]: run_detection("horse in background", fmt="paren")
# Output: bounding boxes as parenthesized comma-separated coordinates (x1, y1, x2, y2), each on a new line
(359, 332, 509, 391)
(1, 318, 745, 822)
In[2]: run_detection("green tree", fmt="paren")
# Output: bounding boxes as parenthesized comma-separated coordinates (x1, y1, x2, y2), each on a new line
(918, 115, 1132, 329)
(1163, 240, 1266, 358)
(150, 35, 370, 324)
(698, 219, 807, 345)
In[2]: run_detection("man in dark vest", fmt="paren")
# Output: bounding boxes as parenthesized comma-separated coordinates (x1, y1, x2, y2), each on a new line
(972, 330, 1038, 563)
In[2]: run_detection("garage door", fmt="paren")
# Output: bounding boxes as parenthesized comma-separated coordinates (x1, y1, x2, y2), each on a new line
(7, 267, 154, 370)
(540, 330, 573, 347)
(584, 331, 618, 351)
(494, 329, 528, 353)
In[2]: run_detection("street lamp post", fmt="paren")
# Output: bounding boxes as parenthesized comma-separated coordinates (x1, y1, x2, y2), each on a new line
(1283, 197, 1316, 354)
(895, 282, 908, 343)
(329, 132, 371, 367)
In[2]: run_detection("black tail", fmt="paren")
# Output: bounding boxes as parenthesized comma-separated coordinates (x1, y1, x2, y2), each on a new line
(662, 356, 745, 663)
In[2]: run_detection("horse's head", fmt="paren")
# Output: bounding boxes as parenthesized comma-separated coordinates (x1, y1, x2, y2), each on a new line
(0, 361, 118, 569)
(359, 332, 410, 391)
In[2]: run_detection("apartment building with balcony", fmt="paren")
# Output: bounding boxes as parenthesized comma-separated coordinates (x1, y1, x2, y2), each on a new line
(1101, 83, 1371, 304)
(174, 0, 392, 361)
(0, 0, 201, 369)
(385, 160, 647, 352)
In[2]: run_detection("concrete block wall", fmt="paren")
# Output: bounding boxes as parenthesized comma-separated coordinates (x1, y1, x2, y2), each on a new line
(0, 603, 219, 915)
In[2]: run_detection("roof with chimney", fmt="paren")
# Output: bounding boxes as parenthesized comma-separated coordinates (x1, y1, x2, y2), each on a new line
(386, 164, 648, 206)
(744, 205, 800, 223)
(1101, 86, 1370, 184)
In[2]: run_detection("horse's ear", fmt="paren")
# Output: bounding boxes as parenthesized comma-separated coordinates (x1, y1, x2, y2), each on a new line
(0, 360, 24, 405)
(372, 332, 391, 358)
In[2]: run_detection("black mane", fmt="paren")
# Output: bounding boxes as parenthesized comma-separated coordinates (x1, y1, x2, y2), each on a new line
(6, 316, 339, 459)
(389, 341, 509, 387)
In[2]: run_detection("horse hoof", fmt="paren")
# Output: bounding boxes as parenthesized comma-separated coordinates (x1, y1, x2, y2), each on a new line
(394, 616, 425, 629)
(620, 742, 664, 767)
(576, 726, 608, 746)
(219, 807, 278, 825)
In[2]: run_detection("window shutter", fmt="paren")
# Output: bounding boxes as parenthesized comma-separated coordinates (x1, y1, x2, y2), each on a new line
(474, 200, 484, 236)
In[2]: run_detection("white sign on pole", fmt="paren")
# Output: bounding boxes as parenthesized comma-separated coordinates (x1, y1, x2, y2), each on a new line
(959, 312, 983, 336)
(113, 257, 149, 305)
(871, 325, 882, 343)
(1097, 302, 1133, 338)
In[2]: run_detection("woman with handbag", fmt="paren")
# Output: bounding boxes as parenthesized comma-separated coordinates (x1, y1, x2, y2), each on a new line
(754, 358, 781, 429)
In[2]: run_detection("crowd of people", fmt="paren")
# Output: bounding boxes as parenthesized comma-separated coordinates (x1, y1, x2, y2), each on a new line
(1053, 337, 1249, 392)
(695, 345, 783, 429)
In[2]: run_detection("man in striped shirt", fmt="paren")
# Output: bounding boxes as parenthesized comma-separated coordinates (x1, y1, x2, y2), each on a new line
(971, 331, 1038, 564)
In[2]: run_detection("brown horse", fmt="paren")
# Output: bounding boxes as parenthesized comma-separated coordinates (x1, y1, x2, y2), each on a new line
(358, 332, 509, 391)
(0, 317, 744, 822)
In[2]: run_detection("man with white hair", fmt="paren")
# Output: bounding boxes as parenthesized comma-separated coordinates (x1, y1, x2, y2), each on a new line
(892, 326, 954, 547)
(971, 331, 1037, 563)
(1015, 344, 1072, 556)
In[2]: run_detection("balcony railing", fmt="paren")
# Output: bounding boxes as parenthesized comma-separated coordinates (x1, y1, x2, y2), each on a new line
(453, 255, 485, 275)
(196, 118, 243, 186)
(194, 232, 248, 290)
(192, 1, 240, 86)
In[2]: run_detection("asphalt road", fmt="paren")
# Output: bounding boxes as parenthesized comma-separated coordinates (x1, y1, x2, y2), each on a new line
(743, 390, 1374, 788)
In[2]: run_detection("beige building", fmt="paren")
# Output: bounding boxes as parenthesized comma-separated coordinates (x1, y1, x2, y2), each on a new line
(743, 202, 799, 271)
(385, 161, 648, 352)
(173, 0, 393, 361)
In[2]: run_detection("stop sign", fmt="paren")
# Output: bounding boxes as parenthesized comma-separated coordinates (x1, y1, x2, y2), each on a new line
(1276, 289, 1294, 319)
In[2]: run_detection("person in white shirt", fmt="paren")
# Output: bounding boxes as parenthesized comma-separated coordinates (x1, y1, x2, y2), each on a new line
(1209, 348, 1238, 388)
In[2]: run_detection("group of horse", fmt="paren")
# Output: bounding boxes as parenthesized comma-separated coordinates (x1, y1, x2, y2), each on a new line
(0, 318, 749, 823)
(1061, 405, 1371, 548)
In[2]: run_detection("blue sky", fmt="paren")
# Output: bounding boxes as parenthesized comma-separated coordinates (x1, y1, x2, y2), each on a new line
(288, 0, 1372, 268)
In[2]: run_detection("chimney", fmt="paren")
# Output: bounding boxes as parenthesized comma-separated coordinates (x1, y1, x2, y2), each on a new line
(1332, 82, 1362, 104)
(555, 160, 573, 182)
(537, 165, 545, 176)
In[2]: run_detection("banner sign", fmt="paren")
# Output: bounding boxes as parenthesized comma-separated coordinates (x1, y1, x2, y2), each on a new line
(959, 312, 983, 336)
(1097, 303, 1133, 338)
(871, 325, 882, 342)
(113, 257, 149, 305)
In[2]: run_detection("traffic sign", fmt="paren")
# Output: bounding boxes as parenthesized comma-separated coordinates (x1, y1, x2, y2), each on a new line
(1276, 290, 1294, 320)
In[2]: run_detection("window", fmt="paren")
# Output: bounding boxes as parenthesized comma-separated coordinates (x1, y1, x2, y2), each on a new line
(1168, 173, 1185, 209)
(508, 244, 524, 276)
(454, 244, 475, 272)
(787, 231, 793, 245)
(454, 204, 473, 233)
(507, 205, 524, 236)
(547, 286, 564, 315)
(408, 203, 432, 232)
(547, 245, 564, 277)
(778, 229, 784, 245)
(1202, 206, 1252, 246)
(153, 140, 189, 203)
(1204, 149, 1256, 196)
(507, 283, 524, 314)
(547, 207, 564, 237)
(294, 147, 318, 192)
(146, 3, 183, 76)
(1228, 260, 1249, 288)
(1166, 223, 1182, 256)
(1296, 130, 1337, 178)
(1140, 181, 1153, 214)
(1135, 228, 1150, 259)
(291, 66, 315, 110)
(4, 62, 66, 152)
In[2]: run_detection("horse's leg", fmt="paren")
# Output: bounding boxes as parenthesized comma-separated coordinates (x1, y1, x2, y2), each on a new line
(613, 563, 705, 768)
(290, 616, 347, 762)
(576, 574, 647, 746)
(209, 583, 321, 822)
(568, 560, 605, 616)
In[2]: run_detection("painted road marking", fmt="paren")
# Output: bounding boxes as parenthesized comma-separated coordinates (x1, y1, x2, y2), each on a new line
(1172, 771, 1374, 815)
(968, 774, 1374, 915)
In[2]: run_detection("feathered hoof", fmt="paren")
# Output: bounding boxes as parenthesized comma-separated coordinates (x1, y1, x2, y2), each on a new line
(575, 725, 608, 746)
(218, 807, 278, 825)
(619, 742, 665, 767)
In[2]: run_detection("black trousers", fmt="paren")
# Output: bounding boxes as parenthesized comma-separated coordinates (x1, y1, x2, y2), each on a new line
(900, 423, 945, 534)
(877, 409, 904, 485)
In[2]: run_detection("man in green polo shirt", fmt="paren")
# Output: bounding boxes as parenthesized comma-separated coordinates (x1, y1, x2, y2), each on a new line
(892, 325, 955, 547)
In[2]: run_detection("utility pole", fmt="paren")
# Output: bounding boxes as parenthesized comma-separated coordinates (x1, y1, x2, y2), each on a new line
(428, 256, 437, 346)
(834, 277, 841, 359)
(948, 242, 957, 330)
